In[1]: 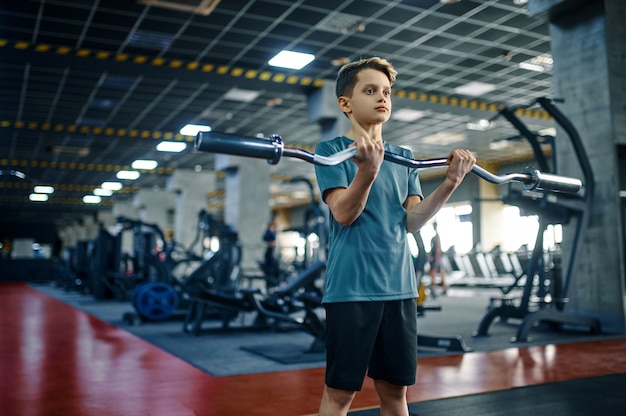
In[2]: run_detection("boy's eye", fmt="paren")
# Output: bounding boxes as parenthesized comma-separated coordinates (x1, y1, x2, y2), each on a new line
(366, 88, 374, 94)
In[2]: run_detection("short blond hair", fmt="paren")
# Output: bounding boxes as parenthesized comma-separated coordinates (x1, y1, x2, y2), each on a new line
(335, 57, 397, 98)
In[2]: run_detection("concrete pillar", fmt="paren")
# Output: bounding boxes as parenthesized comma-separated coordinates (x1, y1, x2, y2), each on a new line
(216, 155, 271, 271)
(81, 215, 99, 241)
(308, 81, 351, 141)
(112, 201, 139, 220)
(166, 169, 215, 250)
(73, 220, 88, 242)
(529, 0, 626, 332)
(59, 226, 77, 250)
(97, 211, 116, 228)
(479, 181, 505, 252)
(133, 189, 175, 236)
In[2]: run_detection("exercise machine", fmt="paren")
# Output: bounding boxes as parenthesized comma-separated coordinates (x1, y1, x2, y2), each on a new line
(193, 127, 583, 348)
(181, 211, 328, 351)
(472, 97, 601, 342)
(91, 217, 190, 322)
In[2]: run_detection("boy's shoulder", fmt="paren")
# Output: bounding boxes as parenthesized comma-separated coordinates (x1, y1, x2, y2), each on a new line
(316, 135, 350, 151)
(384, 141, 412, 158)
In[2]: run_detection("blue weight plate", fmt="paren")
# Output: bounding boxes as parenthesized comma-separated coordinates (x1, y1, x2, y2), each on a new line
(132, 282, 179, 321)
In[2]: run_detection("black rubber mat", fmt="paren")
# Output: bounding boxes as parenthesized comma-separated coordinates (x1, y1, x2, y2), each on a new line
(241, 343, 325, 364)
(348, 373, 626, 416)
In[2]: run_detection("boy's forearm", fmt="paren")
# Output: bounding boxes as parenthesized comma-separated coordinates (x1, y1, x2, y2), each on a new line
(327, 171, 376, 226)
(406, 178, 458, 232)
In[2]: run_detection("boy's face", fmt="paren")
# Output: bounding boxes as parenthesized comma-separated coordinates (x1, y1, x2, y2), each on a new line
(340, 68, 392, 125)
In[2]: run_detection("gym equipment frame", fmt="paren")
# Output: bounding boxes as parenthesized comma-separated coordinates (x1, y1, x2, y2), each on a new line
(193, 97, 600, 343)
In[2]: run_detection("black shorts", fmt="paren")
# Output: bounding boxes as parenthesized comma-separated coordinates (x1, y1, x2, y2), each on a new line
(324, 299, 418, 391)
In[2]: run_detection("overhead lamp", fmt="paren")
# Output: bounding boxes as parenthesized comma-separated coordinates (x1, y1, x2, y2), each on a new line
(268, 50, 315, 70)
(454, 81, 496, 97)
(33, 185, 54, 194)
(131, 159, 158, 170)
(29, 193, 49, 202)
(157, 141, 187, 152)
(224, 88, 260, 103)
(466, 119, 493, 131)
(391, 109, 427, 122)
(83, 195, 102, 204)
(116, 170, 141, 180)
(101, 181, 123, 191)
(93, 188, 114, 197)
(519, 54, 553, 72)
(180, 124, 211, 136)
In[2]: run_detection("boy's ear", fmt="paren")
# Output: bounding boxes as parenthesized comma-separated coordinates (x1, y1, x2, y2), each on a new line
(337, 96, 351, 114)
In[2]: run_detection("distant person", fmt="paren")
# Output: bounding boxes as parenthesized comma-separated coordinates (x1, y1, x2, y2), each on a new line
(262, 217, 279, 280)
(429, 222, 448, 294)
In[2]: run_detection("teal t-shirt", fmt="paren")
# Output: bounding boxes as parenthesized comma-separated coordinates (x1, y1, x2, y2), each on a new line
(314, 136, 423, 303)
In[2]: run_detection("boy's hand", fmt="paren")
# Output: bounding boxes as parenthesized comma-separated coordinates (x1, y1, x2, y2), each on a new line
(446, 149, 475, 185)
(351, 136, 384, 177)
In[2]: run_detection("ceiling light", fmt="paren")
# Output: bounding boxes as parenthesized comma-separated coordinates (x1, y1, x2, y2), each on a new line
(466, 119, 493, 131)
(419, 132, 466, 145)
(489, 140, 510, 150)
(519, 54, 553, 72)
(131, 159, 158, 170)
(391, 109, 427, 122)
(518, 53, 554, 72)
(116, 170, 141, 180)
(518, 62, 545, 72)
(157, 141, 187, 152)
(180, 124, 211, 136)
(83, 195, 102, 204)
(93, 188, 114, 197)
(268, 50, 315, 70)
(101, 181, 123, 191)
(29, 193, 49, 202)
(454, 81, 496, 97)
(33, 185, 54, 194)
(223, 87, 260, 103)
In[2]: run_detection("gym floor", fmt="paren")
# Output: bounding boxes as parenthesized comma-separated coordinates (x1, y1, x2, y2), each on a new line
(1, 281, 625, 416)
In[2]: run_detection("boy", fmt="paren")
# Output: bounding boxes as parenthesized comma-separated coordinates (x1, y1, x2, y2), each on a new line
(314, 57, 475, 415)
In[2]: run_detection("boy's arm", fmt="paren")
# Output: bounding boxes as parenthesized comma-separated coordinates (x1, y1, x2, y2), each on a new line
(405, 149, 475, 232)
(325, 136, 384, 226)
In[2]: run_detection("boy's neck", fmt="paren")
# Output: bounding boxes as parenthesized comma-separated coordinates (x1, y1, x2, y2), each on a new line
(345, 126, 383, 143)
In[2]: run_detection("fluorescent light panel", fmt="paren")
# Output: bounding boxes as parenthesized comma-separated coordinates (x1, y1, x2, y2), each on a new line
(391, 109, 427, 122)
(419, 132, 467, 145)
(268, 50, 315, 70)
(223, 87, 260, 103)
(33, 185, 54, 194)
(83, 195, 102, 204)
(180, 124, 211, 136)
(29, 194, 49, 202)
(94, 188, 114, 197)
(131, 159, 158, 170)
(116, 170, 141, 180)
(157, 141, 187, 152)
(454, 81, 496, 97)
(101, 181, 123, 191)
(466, 119, 493, 131)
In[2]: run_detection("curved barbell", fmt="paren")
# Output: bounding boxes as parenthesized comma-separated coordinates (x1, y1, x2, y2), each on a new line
(195, 131, 583, 194)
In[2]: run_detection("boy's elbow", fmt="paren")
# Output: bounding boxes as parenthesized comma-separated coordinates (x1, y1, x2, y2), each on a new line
(333, 212, 356, 227)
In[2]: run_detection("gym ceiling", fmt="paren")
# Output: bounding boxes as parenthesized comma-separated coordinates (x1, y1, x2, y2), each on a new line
(0, 0, 557, 227)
